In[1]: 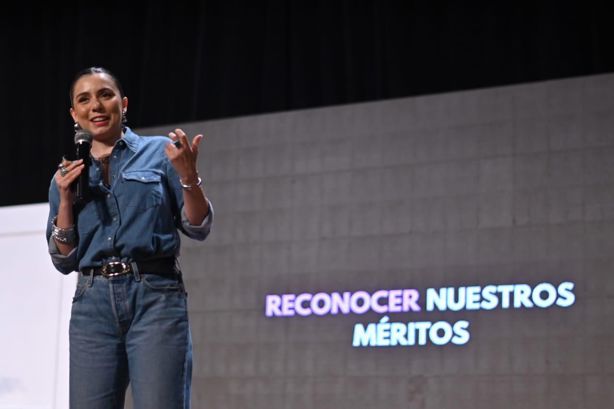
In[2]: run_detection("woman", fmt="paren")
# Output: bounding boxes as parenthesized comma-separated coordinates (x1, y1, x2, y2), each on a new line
(46, 67, 212, 409)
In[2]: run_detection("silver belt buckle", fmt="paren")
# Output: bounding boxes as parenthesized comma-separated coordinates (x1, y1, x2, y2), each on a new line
(101, 261, 131, 277)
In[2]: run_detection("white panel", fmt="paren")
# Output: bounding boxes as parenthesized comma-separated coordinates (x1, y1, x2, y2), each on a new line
(0, 203, 73, 409)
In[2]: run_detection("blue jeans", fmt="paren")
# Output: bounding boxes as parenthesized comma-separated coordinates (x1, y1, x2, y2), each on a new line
(69, 269, 192, 409)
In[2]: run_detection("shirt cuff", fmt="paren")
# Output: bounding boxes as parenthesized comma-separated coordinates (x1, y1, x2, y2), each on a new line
(180, 200, 213, 241)
(48, 235, 78, 275)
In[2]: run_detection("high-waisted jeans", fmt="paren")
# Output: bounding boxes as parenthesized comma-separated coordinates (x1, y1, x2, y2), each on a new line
(69, 269, 192, 409)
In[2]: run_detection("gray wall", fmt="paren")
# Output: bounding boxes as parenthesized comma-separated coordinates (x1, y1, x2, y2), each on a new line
(139, 73, 614, 409)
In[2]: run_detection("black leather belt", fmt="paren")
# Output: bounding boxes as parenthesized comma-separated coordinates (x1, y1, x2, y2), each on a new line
(81, 258, 178, 278)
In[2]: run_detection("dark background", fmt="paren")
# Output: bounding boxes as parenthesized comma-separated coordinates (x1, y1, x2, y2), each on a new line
(0, 0, 612, 207)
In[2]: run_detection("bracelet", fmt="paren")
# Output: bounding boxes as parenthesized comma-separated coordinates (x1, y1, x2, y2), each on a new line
(51, 217, 77, 245)
(180, 176, 203, 190)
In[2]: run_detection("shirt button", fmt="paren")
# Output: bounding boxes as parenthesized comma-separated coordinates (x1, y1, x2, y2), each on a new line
(107, 193, 111, 198)
(107, 237, 112, 241)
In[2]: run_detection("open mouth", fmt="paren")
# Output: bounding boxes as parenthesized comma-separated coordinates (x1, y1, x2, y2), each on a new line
(91, 116, 110, 127)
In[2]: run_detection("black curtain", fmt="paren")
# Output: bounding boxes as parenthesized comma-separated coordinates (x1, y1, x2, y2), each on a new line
(0, 0, 612, 206)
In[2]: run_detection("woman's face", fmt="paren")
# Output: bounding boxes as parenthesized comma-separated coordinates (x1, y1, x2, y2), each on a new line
(70, 73, 128, 142)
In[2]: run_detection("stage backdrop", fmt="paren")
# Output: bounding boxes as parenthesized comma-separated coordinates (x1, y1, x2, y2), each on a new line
(0, 203, 72, 409)
(135, 72, 614, 409)
(4, 73, 612, 409)
(0, 75, 614, 409)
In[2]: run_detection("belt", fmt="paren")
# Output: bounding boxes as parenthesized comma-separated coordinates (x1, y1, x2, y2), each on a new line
(81, 258, 178, 278)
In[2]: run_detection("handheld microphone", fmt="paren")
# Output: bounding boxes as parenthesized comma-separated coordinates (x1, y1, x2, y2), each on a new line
(74, 129, 92, 203)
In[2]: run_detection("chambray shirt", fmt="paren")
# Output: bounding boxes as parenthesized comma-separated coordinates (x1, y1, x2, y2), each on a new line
(46, 128, 213, 274)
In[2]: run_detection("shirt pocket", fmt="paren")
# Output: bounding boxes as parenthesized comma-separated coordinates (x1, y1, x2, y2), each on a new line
(121, 170, 164, 210)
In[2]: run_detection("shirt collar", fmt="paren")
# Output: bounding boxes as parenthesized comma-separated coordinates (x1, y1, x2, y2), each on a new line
(119, 127, 140, 152)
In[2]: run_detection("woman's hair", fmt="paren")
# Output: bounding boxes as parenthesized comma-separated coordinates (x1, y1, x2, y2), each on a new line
(69, 67, 125, 106)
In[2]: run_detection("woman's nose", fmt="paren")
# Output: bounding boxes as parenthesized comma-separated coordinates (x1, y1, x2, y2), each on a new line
(92, 98, 104, 111)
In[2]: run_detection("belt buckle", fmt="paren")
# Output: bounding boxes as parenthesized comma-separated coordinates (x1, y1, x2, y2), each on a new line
(101, 261, 131, 277)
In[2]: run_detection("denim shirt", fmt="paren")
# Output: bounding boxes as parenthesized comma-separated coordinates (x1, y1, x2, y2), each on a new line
(46, 128, 213, 274)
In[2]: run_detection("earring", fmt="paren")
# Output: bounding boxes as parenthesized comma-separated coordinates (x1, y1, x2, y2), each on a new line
(74, 122, 81, 131)
(122, 110, 128, 125)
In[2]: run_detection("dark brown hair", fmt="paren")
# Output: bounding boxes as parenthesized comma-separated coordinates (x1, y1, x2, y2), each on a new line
(69, 67, 125, 106)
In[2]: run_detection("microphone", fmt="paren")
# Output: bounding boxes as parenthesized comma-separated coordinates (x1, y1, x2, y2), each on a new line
(74, 129, 92, 203)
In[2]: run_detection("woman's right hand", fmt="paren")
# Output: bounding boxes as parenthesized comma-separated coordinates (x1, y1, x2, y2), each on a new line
(53, 158, 84, 253)
(55, 158, 85, 203)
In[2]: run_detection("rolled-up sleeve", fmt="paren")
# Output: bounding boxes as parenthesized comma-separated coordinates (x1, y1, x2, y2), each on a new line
(180, 200, 213, 241)
(46, 180, 78, 274)
(47, 233, 78, 274)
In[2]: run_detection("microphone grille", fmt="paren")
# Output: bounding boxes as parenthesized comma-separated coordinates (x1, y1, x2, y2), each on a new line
(74, 129, 92, 144)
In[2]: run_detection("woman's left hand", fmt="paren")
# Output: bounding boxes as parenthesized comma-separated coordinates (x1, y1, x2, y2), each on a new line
(165, 128, 204, 184)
